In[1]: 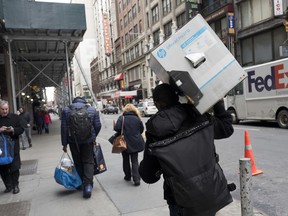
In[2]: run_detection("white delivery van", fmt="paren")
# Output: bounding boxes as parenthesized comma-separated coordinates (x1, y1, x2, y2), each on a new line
(226, 58, 288, 129)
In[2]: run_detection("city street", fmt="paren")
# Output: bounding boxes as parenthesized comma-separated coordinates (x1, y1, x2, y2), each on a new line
(101, 112, 288, 216)
(215, 120, 288, 216)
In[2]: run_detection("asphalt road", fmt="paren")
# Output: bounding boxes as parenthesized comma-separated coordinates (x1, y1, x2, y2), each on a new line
(101, 113, 288, 216)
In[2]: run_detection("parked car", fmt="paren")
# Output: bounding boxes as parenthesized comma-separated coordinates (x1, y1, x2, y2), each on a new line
(103, 104, 119, 114)
(137, 101, 158, 117)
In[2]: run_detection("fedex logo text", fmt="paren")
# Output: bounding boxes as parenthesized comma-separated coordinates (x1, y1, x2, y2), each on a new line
(247, 64, 288, 92)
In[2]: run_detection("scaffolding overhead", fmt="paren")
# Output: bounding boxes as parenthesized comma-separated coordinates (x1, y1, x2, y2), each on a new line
(0, 0, 86, 111)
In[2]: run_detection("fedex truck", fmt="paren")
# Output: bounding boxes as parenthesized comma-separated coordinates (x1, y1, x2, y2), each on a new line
(226, 58, 288, 129)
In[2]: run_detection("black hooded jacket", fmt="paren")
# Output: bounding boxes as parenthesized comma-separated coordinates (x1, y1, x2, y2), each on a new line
(139, 101, 234, 214)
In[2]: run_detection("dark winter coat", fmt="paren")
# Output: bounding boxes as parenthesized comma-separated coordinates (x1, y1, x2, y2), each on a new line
(0, 113, 24, 171)
(61, 98, 101, 145)
(34, 111, 44, 125)
(139, 101, 234, 215)
(114, 112, 145, 153)
(19, 111, 31, 128)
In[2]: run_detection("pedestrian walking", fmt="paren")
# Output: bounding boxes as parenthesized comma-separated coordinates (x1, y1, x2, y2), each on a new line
(34, 108, 44, 135)
(114, 103, 145, 186)
(139, 83, 234, 216)
(43, 109, 52, 134)
(0, 100, 24, 194)
(18, 107, 32, 148)
(61, 96, 101, 198)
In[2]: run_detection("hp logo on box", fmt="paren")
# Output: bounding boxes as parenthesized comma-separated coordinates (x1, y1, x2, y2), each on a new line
(157, 49, 166, 58)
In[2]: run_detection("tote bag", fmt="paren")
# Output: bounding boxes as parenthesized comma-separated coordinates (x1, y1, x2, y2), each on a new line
(93, 142, 107, 175)
(0, 133, 14, 165)
(54, 152, 82, 189)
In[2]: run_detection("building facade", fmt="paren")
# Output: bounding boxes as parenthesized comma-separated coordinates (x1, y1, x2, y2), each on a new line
(234, 0, 287, 66)
(91, 0, 119, 106)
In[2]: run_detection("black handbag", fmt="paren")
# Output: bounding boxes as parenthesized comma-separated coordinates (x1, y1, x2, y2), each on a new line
(93, 142, 107, 175)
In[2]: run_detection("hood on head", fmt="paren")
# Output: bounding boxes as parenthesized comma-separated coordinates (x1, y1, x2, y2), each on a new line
(72, 96, 86, 104)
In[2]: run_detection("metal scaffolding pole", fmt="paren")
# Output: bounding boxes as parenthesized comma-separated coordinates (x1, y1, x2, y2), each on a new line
(7, 40, 17, 113)
(65, 42, 72, 105)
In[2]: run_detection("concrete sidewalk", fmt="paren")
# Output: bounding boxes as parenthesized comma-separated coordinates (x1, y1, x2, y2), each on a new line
(0, 114, 265, 216)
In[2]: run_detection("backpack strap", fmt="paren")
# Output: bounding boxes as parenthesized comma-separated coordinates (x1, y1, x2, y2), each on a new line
(148, 117, 211, 149)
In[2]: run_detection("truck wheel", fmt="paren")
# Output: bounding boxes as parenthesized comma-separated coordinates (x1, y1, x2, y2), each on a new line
(229, 109, 239, 124)
(277, 110, 288, 129)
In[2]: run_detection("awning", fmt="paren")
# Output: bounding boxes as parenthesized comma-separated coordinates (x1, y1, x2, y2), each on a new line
(120, 90, 137, 96)
(114, 73, 124, 81)
(134, 84, 141, 89)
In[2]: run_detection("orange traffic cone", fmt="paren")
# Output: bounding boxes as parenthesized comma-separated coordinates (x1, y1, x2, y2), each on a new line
(244, 130, 263, 176)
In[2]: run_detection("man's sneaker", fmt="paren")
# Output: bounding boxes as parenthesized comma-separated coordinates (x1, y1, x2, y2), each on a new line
(29, 143, 32, 148)
(83, 184, 93, 198)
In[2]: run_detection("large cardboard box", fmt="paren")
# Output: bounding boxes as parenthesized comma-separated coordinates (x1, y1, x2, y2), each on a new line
(150, 14, 247, 114)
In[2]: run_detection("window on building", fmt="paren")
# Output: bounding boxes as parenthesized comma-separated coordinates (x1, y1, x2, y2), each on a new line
(139, 20, 143, 33)
(120, 19, 123, 30)
(273, 27, 286, 59)
(125, 33, 129, 46)
(153, 29, 160, 46)
(175, 0, 184, 6)
(176, 12, 186, 29)
(146, 12, 150, 28)
(152, 5, 159, 24)
(128, 10, 132, 23)
(124, 15, 128, 27)
(239, 0, 272, 29)
(241, 31, 275, 66)
(130, 48, 135, 60)
(121, 36, 124, 48)
(135, 44, 139, 57)
(164, 21, 172, 40)
(162, 0, 171, 16)
(138, 0, 141, 12)
(132, 4, 137, 19)
(126, 50, 130, 63)
(134, 24, 138, 37)
(129, 29, 133, 41)
(254, 32, 272, 64)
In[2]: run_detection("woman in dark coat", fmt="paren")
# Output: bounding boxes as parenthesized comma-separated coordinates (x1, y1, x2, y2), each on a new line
(114, 103, 145, 186)
(0, 100, 24, 194)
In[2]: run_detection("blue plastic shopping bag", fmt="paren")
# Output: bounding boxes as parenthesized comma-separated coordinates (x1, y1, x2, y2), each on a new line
(0, 133, 14, 165)
(54, 152, 82, 189)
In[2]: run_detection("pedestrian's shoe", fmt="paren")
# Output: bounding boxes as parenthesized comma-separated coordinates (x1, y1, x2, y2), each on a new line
(124, 176, 131, 181)
(76, 185, 83, 191)
(22, 147, 26, 150)
(29, 143, 32, 148)
(12, 186, 20, 194)
(83, 184, 92, 198)
(134, 181, 140, 186)
(4, 187, 12, 193)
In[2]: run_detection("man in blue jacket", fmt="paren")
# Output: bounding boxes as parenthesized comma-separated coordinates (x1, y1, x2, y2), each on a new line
(61, 97, 101, 198)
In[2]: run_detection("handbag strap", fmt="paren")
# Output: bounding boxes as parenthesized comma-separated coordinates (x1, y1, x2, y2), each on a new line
(58, 152, 74, 166)
(121, 116, 125, 135)
(1, 133, 7, 157)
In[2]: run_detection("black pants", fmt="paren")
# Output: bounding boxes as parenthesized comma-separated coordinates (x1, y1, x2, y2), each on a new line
(69, 142, 94, 186)
(0, 165, 20, 189)
(121, 151, 140, 182)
